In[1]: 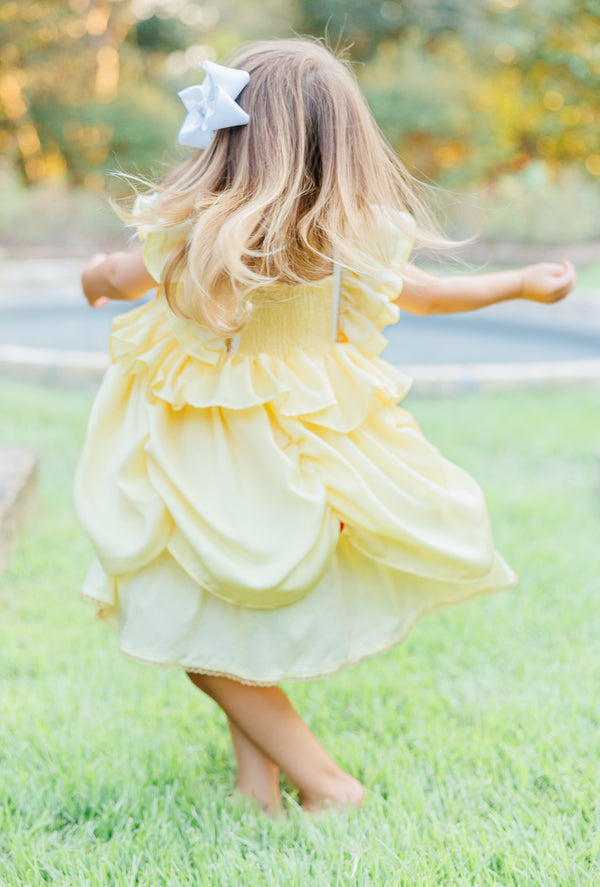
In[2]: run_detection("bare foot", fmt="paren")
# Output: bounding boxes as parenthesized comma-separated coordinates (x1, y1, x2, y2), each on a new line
(186, 673, 360, 818)
(233, 781, 282, 817)
(300, 772, 365, 813)
(225, 715, 282, 816)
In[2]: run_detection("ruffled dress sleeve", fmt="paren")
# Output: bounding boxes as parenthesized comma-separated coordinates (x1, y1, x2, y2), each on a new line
(338, 207, 415, 356)
(132, 192, 190, 284)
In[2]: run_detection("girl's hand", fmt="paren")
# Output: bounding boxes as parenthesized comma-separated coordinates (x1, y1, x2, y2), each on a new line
(82, 250, 157, 305)
(520, 260, 577, 304)
(82, 253, 111, 308)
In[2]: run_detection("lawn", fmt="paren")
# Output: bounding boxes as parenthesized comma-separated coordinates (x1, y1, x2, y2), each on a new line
(576, 262, 600, 291)
(0, 380, 599, 886)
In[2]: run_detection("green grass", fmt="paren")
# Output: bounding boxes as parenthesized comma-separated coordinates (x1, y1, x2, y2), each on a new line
(1, 380, 599, 886)
(0, 166, 124, 254)
(577, 262, 600, 291)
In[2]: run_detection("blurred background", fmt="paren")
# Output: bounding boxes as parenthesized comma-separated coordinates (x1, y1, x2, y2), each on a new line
(1, 0, 600, 257)
(1, 0, 599, 369)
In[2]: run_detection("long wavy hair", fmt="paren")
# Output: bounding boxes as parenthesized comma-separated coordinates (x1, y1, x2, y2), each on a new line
(112, 38, 455, 336)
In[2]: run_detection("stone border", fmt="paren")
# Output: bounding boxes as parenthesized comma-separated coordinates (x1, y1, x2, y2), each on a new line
(0, 345, 109, 385)
(0, 448, 38, 578)
(405, 359, 600, 395)
(1, 344, 600, 395)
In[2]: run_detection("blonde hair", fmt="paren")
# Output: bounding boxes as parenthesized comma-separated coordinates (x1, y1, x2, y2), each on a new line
(113, 37, 454, 336)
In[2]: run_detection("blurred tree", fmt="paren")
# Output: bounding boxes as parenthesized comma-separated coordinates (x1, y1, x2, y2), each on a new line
(0, 0, 173, 187)
(1, 0, 599, 194)
(354, 0, 600, 186)
(359, 31, 475, 181)
(0, 0, 230, 189)
(472, 0, 600, 177)
(0, 0, 291, 189)
(133, 14, 186, 53)
(294, 0, 484, 57)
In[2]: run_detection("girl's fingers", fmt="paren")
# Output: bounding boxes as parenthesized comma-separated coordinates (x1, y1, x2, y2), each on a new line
(561, 261, 577, 292)
(92, 296, 110, 308)
(549, 263, 570, 279)
(548, 261, 576, 292)
(567, 260, 577, 286)
(560, 259, 576, 278)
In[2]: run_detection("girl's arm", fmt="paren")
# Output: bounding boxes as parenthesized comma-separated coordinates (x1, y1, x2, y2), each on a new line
(82, 250, 158, 308)
(395, 260, 577, 316)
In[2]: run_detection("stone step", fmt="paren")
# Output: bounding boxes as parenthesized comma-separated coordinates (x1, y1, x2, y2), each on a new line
(0, 448, 38, 578)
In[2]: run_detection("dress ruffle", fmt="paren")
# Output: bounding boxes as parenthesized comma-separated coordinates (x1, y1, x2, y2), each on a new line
(109, 294, 412, 431)
(81, 541, 515, 686)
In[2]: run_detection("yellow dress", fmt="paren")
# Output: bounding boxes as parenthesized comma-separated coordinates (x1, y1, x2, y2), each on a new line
(74, 209, 517, 684)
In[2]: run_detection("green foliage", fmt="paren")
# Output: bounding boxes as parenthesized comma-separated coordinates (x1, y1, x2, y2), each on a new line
(132, 15, 188, 53)
(360, 31, 475, 179)
(295, 0, 482, 58)
(0, 1, 214, 188)
(295, 0, 404, 57)
(0, 165, 123, 251)
(458, 161, 600, 244)
(1, 0, 599, 224)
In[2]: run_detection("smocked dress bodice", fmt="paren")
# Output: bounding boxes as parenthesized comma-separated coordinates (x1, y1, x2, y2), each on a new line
(234, 277, 337, 357)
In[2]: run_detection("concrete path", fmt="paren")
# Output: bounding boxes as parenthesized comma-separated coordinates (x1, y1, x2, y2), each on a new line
(1, 257, 599, 392)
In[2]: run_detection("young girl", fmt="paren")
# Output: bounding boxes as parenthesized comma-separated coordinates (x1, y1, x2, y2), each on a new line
(76, 38, 576, 816)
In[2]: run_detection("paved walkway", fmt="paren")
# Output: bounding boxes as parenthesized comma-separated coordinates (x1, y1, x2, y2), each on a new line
(1, 257, 599, 393)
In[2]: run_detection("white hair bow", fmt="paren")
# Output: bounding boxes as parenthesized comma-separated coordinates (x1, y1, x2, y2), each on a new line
(177, 60, 250, 149)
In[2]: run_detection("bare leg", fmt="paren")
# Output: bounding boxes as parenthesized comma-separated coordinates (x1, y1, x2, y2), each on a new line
(186, 672, 364, 812)
(226, 716, 281, 815)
